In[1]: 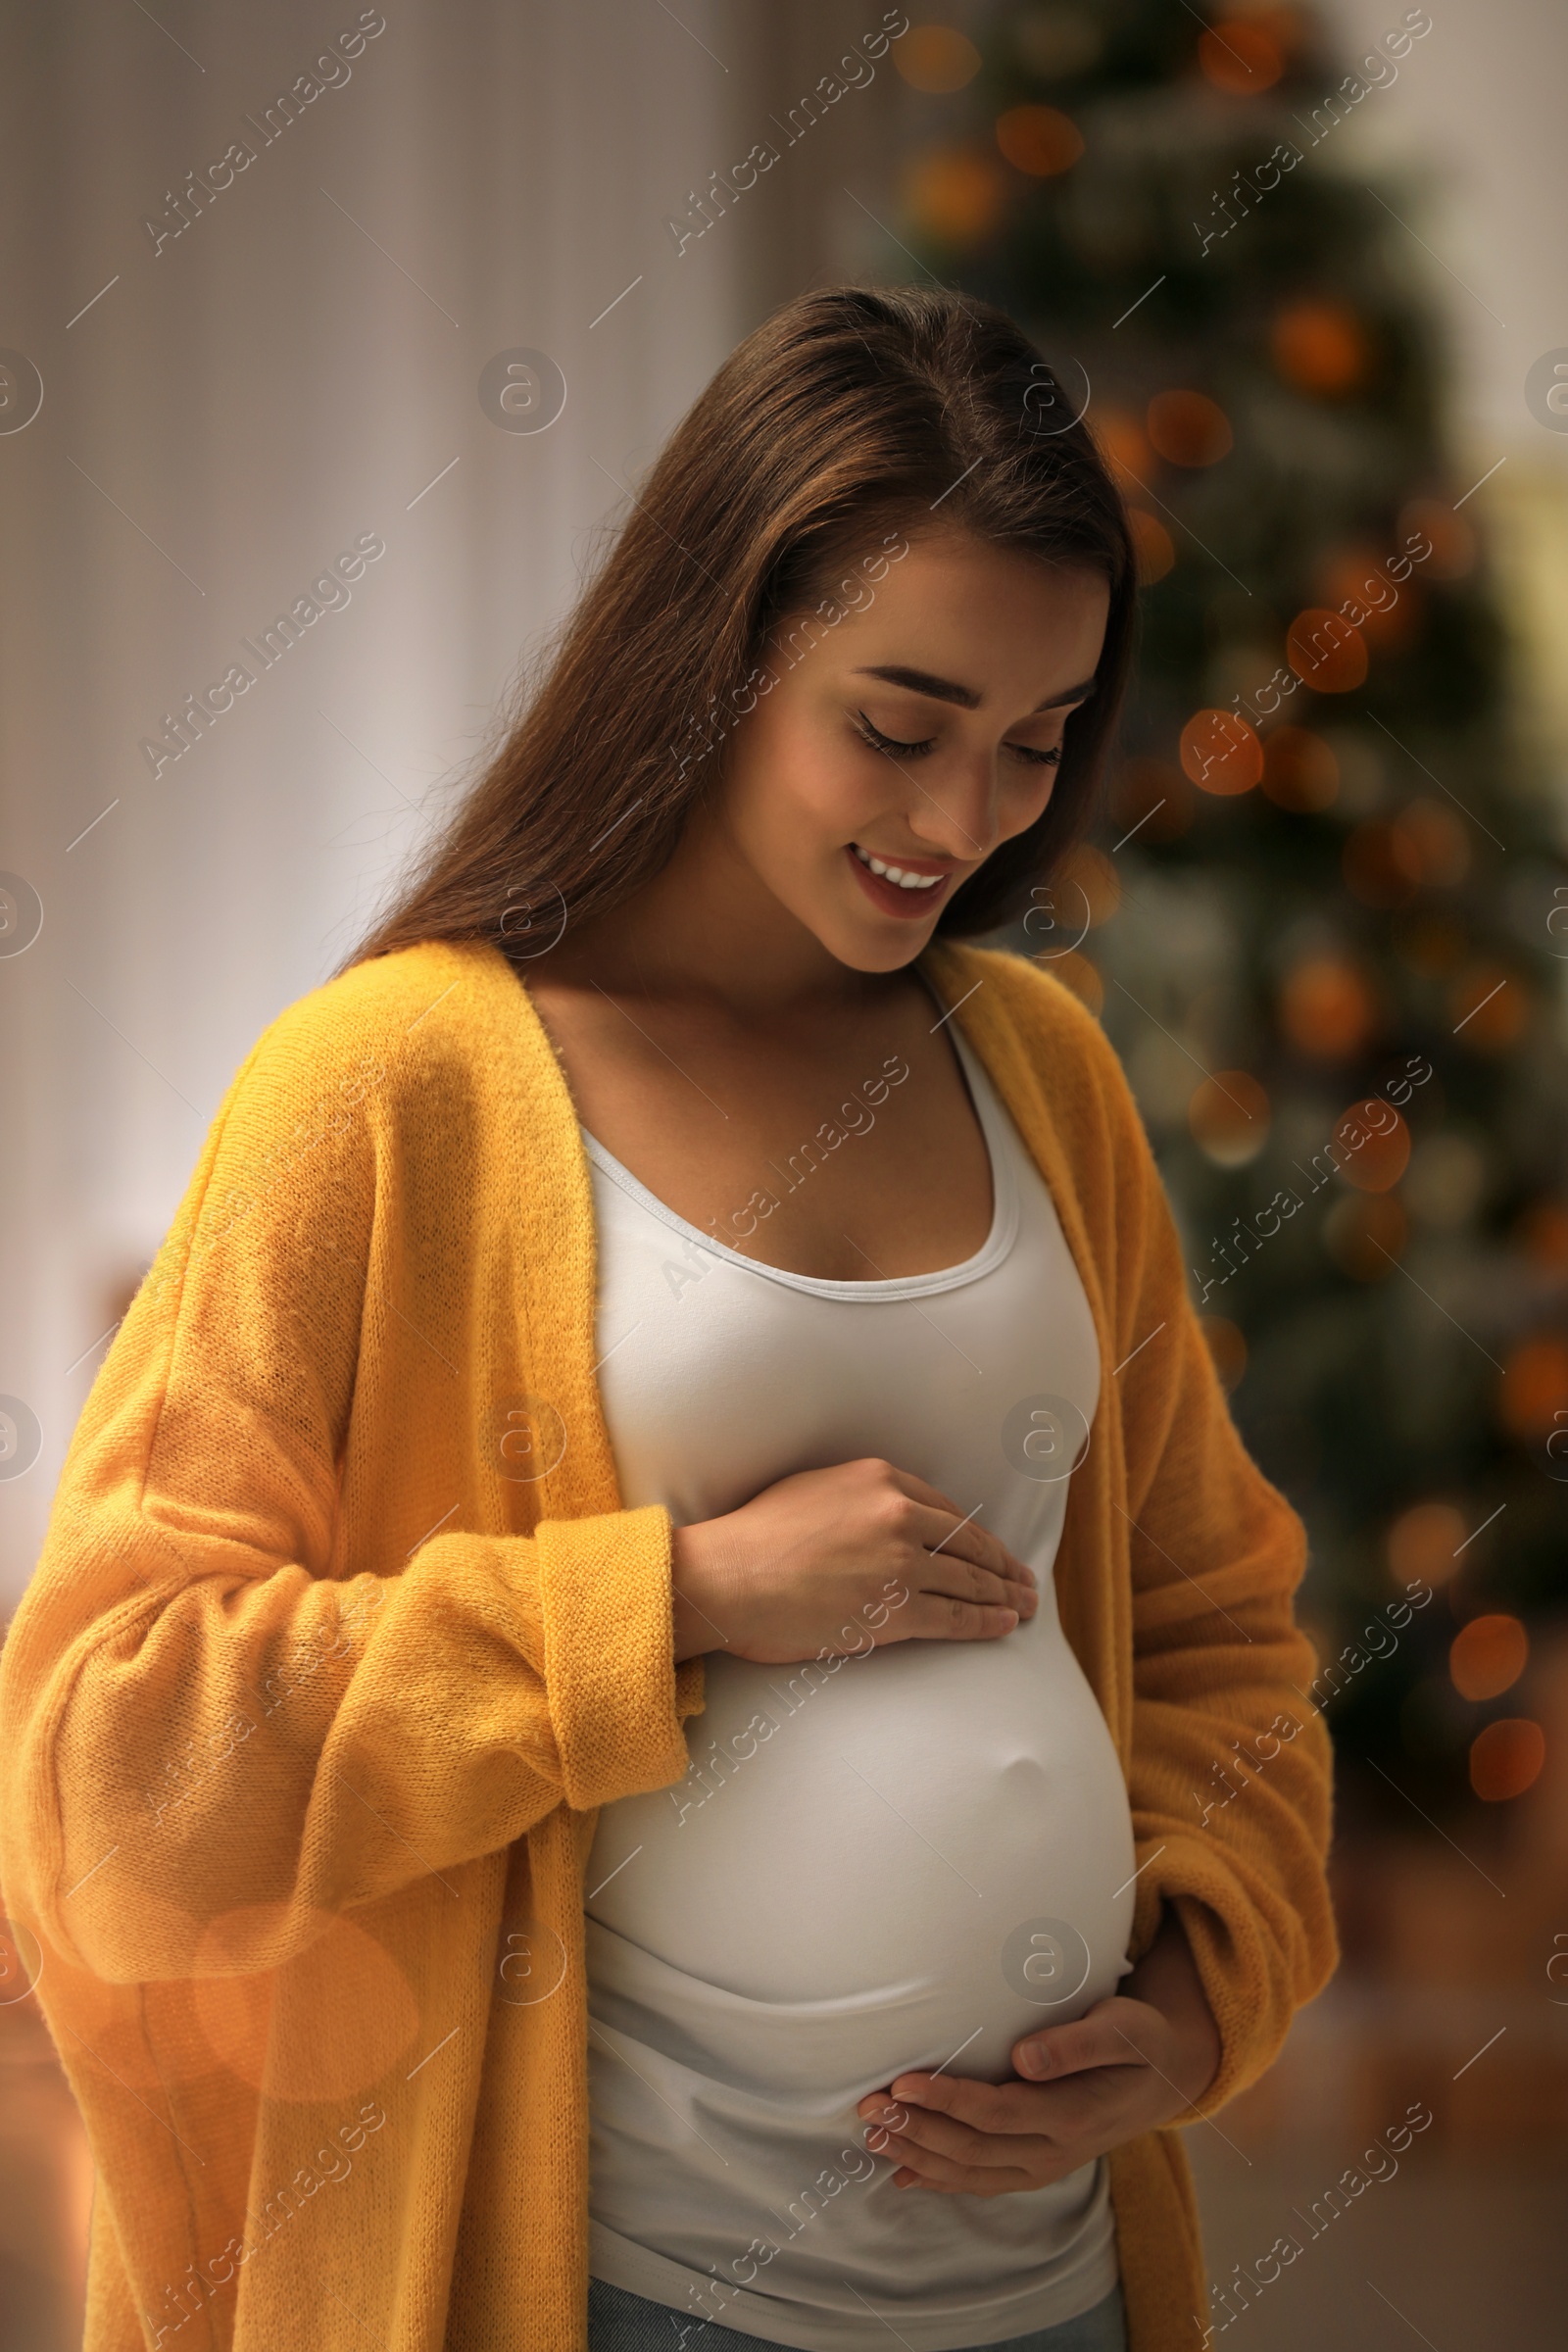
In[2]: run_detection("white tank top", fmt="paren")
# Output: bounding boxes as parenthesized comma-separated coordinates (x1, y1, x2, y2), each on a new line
(581, 1020, 1137, 2352)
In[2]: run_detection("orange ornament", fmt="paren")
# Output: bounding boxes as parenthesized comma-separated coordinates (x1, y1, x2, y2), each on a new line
(1147, 389, 1233, 466)
(996, 104, 1085, 176)
(1180, 708, 1262, 794)
(1271, 300, 1370, 394)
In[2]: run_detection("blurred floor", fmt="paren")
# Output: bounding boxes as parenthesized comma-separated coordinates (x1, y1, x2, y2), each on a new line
(1186, 2136, 1568, 2349)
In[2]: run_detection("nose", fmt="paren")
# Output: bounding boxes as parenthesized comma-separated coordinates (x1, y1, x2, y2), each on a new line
(903, 751, 1007, 864)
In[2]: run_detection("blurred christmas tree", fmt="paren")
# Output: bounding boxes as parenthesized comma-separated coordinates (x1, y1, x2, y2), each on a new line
(895, 4, 1568, 1824)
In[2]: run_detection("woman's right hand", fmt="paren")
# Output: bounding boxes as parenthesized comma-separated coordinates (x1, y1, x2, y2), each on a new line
(669, 1457, 1038, 1666)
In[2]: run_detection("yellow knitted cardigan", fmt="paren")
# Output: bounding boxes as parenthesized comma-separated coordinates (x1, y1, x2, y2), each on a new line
(0, 936, 1335, 2352)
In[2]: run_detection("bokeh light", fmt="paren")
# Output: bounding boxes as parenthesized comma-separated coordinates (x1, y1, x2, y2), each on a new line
(1278, 956, 1379, 1058)
(1387, 1498, 1467, 1588)
(1189, 1070, 1271, 1165)
(995, 103, 1084, 174)
(1181, 708, 1263, 793)
(1287, 607, 1368, 693)
(895, 24, 983, 92)
(1449, 1613, 1529, 1702)
(1126, 508, 1176, 584)
(1197, 21, 1285, 94)
(1147, 389, 1233, 466)
(1261, 724, 1339, 811)
(1271, 300, 1371, 394)
(1468, 1717, 1545, 1802)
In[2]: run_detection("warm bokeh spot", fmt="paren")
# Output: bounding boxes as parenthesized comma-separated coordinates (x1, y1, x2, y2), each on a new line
(1271, 300, 1370, 394)
(194, 1905, 421, 2102)
(1386, 1498, 1467, 1588)
(1343, 819, 1424, 909)
(1469, 1717, 1545, 1802)
(1392, 799, 1471, 888)
(895, 24, 983, 91)
(1180, 708, 1263, 794)
(1189, 1069, 1271, 1166)
(1108, 755, 1192, 842)
(903, 146, 1006, 244)
(1287, 607, 1368, 693)
(1449, 962, 1527, 1050)
(1323, 1189, 1407, 1280)
(1496, 1334, 1568, 1441)
(1055, 841, 1121, 927)
(1397, 495, 1476, 580)
(1318, 546, 1421, 649)
(1200, 1314, 1249, 1391)
(1334, 1098, 1410, 1193)
(1449, 1613, 1528, 1702)
(1198, 21, 1284, 94)
(1092, 407, 1153, 481)
(1147, 389, 1233, 466)
(1261, 724, 1339, 812)
(1050, 948, 1104, 1015)
(996, 103, 1084, 174)
(1514, 1198, 1568, 1272)
(1279, 956, 1379, 1059)
(1126, 508, 1176, 584)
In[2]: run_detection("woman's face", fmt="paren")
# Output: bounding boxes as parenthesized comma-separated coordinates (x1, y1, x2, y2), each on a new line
(710, 526, 1110, 974)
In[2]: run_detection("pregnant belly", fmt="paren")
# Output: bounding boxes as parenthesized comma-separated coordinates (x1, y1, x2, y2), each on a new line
(586, 1611, 1138, 2094)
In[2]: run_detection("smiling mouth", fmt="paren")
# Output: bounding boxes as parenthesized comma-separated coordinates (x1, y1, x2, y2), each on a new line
(850, 844, 948, 891)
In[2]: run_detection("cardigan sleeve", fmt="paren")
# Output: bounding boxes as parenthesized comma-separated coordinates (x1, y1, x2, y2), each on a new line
(1100, 1037, 1338, 2115)
(0, 1000, 697, 1988)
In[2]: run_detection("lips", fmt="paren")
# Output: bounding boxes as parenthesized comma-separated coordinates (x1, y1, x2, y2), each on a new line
(846, 844, 955, 919)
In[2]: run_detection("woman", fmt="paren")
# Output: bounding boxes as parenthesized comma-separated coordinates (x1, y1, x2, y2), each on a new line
(0, 287, 1335, 2352)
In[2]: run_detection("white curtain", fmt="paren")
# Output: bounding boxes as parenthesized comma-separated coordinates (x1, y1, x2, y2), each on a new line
(0, 0, 906, 1592)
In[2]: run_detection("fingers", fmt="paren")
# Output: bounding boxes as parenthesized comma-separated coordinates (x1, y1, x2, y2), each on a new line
(1012, 1999, 1152, 2083)
(856, 2090, 1058, 2197)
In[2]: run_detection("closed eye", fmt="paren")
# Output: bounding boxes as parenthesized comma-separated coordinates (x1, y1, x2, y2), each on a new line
(853, 710, 935, 760)
(1007, 743, 1063, 768)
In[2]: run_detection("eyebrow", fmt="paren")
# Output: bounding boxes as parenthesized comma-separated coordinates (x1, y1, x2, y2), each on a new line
(852, 663, 1099, 714)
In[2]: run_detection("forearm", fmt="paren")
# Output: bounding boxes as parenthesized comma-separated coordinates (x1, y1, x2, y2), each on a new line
(1121, 1901, 1222, 2106)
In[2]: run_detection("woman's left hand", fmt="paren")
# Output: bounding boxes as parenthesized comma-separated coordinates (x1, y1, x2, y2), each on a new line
(857, 1905, 1222, 2195)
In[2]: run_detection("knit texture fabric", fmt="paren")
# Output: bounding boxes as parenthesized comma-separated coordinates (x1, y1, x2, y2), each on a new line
(0, 937, 1336, 2352)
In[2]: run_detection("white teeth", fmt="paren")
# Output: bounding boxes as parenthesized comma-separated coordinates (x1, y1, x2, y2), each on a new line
(852, 845, 942, 889)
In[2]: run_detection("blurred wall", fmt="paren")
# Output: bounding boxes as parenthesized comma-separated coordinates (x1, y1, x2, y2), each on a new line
(1316, 0, 1568, 770)
(0, 0, 906, 1609)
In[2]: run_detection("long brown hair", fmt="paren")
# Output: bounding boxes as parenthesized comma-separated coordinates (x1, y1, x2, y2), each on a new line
(343, 285, 1136, 972)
